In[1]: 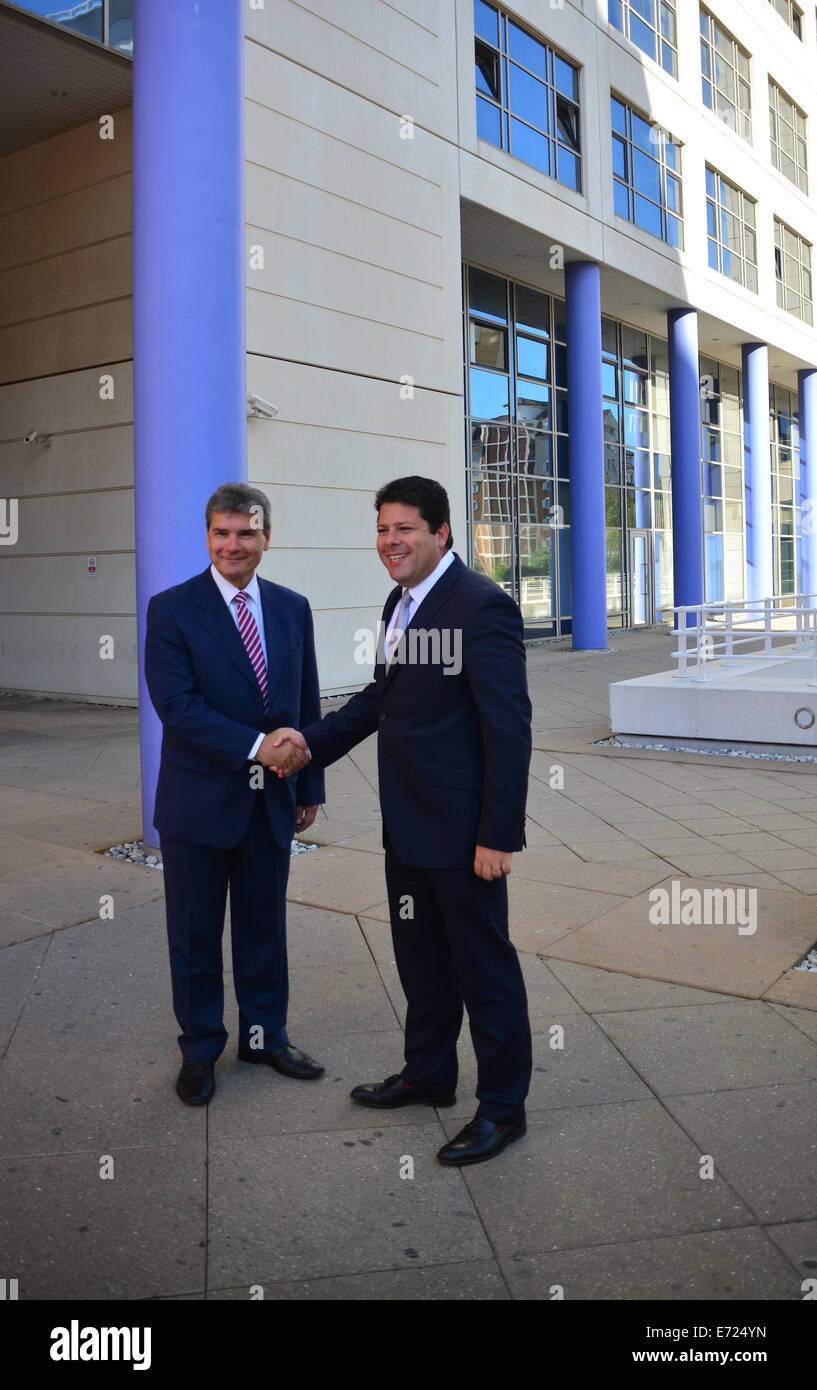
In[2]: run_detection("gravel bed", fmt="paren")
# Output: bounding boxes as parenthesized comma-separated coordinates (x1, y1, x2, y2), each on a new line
(603, 736, 817, 763)
(104, 838, 318, 866)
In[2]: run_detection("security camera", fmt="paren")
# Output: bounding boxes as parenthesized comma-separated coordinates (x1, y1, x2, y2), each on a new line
(23, 429, 51, 447)
(247, 394, 279, 420)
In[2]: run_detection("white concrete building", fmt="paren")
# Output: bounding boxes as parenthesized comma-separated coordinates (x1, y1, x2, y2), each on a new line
(1, 0, 816, 703)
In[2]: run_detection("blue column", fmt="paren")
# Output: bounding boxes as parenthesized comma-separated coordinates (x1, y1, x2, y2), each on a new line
(742, 343, 772, 601)
(565, 261, 606, 649)
(798, 368, 817, 601)
(133, 0, 247, 845)
(667, 308, 703, 624)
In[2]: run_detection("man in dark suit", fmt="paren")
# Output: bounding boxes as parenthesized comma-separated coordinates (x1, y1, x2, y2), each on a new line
(145, 482, 325, 1106)
(275, 476, 532, 1165)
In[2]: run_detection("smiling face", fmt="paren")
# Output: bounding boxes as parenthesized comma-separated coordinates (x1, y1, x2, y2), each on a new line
(376, 501, 449, 589)
(207, 510, 270, 590)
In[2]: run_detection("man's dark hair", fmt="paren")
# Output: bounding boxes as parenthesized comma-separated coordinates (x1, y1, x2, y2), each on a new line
(205, 482, 271, 533)
(374, 476, 453, 549)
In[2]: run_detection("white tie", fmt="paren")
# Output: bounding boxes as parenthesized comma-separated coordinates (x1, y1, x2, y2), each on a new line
(385, 589, 413, 671)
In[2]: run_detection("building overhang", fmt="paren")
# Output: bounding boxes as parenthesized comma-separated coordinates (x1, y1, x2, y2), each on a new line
(0, 1, 132, 159)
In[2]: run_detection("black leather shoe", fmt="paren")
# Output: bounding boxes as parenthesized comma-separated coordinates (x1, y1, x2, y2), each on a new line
(237, 1043, 324, 1080)
(176, 1059, 215, 1106)
(437, 1115, 526, 1166)
(350, 1074, 456, 1109)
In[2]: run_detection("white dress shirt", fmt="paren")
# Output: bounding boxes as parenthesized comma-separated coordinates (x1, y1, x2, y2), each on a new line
(383, 548, 456, 651)
(210, 564, 268, 761)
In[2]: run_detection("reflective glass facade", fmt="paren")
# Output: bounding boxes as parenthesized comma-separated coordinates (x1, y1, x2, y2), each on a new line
(770, 384, 801, 599)
(611, 95, 683, 248)
(699, 358, 744, 602)
(15, 1, 132, 54)
(474, 0, 582, 191)
(609, 0, 678, 78)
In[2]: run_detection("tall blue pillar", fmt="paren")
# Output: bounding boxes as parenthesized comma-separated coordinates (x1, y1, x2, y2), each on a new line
(565, 261, 606, 649)
(742, 343, 772, 601)
(798, 368, 817, 601)
(667, 308, 703, 624)
(133, 0, 247, 845)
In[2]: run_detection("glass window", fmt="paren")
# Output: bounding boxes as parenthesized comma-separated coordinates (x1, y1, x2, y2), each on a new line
(473, 5, 582, 192)
(611, 95, 683, 248)
(769, 79, 808, 192)
(699, 8, 751, 143)
(610, 0, 678, 77)
(774, 217, 813, 324)
(705, 168, 758, 293)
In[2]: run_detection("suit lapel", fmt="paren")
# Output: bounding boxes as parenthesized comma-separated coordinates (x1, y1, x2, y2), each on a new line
(258, 578, 288, 702)
(381, 554, 464, 685)
(192, 569, 263, 697)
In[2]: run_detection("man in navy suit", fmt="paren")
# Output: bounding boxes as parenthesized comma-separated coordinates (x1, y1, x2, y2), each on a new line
(276, 477, 532, 1165)
(145, 482, 325, 1106)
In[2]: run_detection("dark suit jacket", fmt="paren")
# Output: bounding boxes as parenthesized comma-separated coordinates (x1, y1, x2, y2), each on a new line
(302, 554, 531, 869)
(145, 568, 325, 850)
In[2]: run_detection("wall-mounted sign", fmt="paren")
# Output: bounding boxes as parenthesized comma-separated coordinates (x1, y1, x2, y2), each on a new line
(87, 556, 98, 577)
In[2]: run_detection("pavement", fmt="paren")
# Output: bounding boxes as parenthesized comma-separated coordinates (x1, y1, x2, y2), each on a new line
(1, 627, 816, 1301)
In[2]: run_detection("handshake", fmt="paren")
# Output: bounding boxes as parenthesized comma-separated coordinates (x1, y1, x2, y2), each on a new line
(254, 727, 309, 778)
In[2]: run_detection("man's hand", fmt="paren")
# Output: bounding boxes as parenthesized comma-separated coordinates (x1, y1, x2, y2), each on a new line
(295, 805, 319, 833)
(256, 729, 309, 777)
(474, 845, 513, 881)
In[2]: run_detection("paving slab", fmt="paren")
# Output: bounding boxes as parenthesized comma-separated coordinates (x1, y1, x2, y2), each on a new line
(763, 1219, 817, 1285)
(283, 903, 376, 969)
(0, 934, 49, 1053)
(546, 960, 739, 1013)
(666, 1082, 817, 1223)
(207, 1124, 491, 1286)
(0, 852, 164, 946)
(766, 973, 817, 1017)
(286, 845, 387, 915)
(594, 1000, 817, 1095)
(206, 1260, 509, 1299)
(499, 1227, 801, 1300)
(0, 1051, 202, 1158)
(440, 1100, 752, 1257)
(508, 878, 628, 953)
(285, 959, 401, 1035)
(767, 1001, 817, 1041)
(447, 1014, 651, 1121)
(6, 905, 175, 1057)
(0, 1141, 207, 1300)
(539, 875, 817, 997)
(511, 848, 668, 897)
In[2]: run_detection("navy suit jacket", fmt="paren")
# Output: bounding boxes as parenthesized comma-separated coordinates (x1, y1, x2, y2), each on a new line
(302, 554, 531, 869)
(145, 568, 325, 850)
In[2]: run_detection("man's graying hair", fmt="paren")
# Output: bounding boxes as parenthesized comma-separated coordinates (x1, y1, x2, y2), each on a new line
(205, 483, 271, 532)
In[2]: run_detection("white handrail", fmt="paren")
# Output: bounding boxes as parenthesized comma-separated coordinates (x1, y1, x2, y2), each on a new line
(671, 594, 817, 688)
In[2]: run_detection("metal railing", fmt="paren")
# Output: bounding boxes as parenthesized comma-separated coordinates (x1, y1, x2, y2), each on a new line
(671, 595, 817, 685)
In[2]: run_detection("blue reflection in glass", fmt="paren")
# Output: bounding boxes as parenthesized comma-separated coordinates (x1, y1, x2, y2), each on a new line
(557, 149, 580, 191)
(614, 181, 630, 218)
(474, 0, 499, 45)
(517, 336, 549, 379)
(634, 196, 662, 237)
(508, 20, 547, 78)
(553, 54, 577, 100)
(510, 118, 550, 174)
(476, 96, 502, 145)
(632, 148, 661, 202)
(470, 368, 510, 420)
(629, 12, 657, 61)
(509, 63, 548, 130)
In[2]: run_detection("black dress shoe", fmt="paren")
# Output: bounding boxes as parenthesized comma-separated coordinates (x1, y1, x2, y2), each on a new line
(176, 1059, 215, 1106)
(237, 1043, 324, 1080)
(437, 1115, 526, 1166)
(350, 1074, 456, 1109)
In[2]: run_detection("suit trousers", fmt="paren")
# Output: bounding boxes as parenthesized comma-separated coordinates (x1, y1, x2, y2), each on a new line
(160, 793, 290, 1061)
(384, 847, 532, 1122)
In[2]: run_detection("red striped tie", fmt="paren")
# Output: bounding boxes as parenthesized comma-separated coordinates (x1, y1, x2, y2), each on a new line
(234, 591, 270, 714)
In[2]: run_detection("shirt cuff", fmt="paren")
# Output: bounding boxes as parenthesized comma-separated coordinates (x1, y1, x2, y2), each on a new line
(248, 732, 265, 761)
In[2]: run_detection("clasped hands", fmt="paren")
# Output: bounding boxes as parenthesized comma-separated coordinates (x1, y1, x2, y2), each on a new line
(255, 726, 309, 778)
